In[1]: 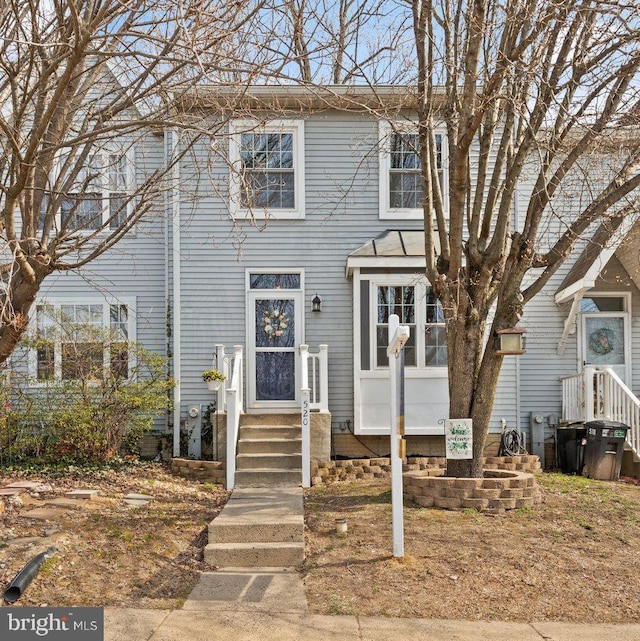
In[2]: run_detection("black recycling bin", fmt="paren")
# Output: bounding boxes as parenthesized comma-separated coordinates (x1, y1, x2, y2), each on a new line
(583, 420, 629, 481)
(556, 426, 586, 474)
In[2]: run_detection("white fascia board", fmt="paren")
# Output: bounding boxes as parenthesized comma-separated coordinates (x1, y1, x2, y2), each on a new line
(345, 256, 426, 278)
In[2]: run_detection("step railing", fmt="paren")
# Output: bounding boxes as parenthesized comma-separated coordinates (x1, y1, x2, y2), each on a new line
(299, 344, 329, 487)
(216, 344, 243, 490)
(561, 366, 639, 459)
(597, 368, 640, 460)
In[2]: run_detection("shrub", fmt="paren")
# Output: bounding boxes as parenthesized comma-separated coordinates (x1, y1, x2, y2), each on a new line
(0, 342, 174, 464)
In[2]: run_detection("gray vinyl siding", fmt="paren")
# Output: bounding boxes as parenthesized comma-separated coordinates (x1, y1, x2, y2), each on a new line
(22, 131, 169, 428)
(176, 112, 426, 426)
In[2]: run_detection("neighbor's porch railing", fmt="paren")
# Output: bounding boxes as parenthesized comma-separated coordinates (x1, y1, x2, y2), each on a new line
(561, 366, 640, 459)
(215, 344, 243, 490)
(299, 344, 328, 487)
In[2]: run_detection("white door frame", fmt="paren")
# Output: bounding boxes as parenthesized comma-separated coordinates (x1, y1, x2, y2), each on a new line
(578, 293, 632, 384)
(246, 271, 304, 411)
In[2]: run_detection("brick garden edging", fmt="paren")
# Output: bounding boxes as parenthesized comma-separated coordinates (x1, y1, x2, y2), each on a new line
(403, 469, 542, 514)
(311, 454, 541, 486)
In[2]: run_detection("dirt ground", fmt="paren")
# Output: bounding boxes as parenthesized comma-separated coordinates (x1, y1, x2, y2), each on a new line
(302, 473, 640, 623)
(1, 463, 639, 623)
(0, 462, 229, 609)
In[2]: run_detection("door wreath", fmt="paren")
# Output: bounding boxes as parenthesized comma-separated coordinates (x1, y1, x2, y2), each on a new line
(589, 327, 615, 355)
(261, 308, 289, 339)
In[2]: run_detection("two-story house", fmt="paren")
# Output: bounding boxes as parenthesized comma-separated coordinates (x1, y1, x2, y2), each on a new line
(30, 86, 640, 486)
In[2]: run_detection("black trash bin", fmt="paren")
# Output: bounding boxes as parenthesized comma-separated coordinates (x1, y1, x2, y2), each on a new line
(583, 420, 629, 481)
(556, 426, 586, 474)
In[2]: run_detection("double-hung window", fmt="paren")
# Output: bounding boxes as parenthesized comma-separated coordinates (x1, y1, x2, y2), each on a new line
(379, 122, 445, 220)
(45, 146, 134, 232)
(31, 299, 135, 381)
(373, 278, 447, 369)
(229, 120, 305, 219)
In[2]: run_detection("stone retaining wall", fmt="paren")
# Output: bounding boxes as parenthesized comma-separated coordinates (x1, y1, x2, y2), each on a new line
(404, 468, 542, 514)
(171, 458, 225, 483)
(311, 454, 541, 486)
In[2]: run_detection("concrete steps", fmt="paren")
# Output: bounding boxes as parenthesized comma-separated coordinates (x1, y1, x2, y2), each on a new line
(234, 419, 302, 488)
(204, 487, 304, 568)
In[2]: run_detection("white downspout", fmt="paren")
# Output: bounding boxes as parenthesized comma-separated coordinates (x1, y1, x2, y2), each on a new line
(170, 129, 182, 457)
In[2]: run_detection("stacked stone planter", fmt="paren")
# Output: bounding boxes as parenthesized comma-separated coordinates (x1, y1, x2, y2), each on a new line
(311, 454, 541, 487)
(403, 469, 542, 514)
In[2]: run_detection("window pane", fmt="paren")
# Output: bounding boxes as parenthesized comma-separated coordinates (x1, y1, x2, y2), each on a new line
(62, 342, 103, 380)
(390, 173, 421, 209)
(109, 194, 126, 229)
(580, 297, 624, 312)
(255, 352, 295, 400)
(425, 287, 447, 367)
(62, 193, 102, 230)
(425, 326, 448, 366)
(110, 304, 128, 340)
(110, 342, 129, 379)
(250, 274, 301, 289)
(36, 305, 56, 380)
(37, 344, 55, 380)
(239, 131, 296, 209)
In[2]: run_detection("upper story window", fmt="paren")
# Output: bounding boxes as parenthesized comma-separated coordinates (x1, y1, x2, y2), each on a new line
(373, 278, 447, 369)
(379, 122, 445, 220)
(31, 299, 135, 381)
(229, 120, 305, 220)
(42, 147, 134, 233)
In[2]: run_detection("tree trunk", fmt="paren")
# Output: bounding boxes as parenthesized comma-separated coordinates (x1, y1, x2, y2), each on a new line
(0, 252, 53, 364)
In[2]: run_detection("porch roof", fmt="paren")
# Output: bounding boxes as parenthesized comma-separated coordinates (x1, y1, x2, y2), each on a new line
(554, 214, 640, 355)
(346, 230, 438, 276)
(555, 215, 639, 305)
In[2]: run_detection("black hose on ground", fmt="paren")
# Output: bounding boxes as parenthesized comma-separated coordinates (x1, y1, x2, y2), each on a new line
(3, 546, 58, 604)
(499, 428, 525, 456)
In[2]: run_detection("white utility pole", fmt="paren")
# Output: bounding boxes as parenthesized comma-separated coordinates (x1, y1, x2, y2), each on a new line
(387, 314, 409, 558)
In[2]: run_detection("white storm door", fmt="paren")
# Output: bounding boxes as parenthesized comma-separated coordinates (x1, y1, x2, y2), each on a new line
(247, 275, 303, 409)
(581, 312, 631, 384)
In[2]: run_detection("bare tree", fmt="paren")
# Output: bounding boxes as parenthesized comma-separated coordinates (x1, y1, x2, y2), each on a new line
(411, 0, 640, 476)
(248, 0, 414, 84)
(0, 0, 274, 363)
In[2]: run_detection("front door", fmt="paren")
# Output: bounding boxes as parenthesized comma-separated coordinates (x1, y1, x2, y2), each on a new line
(580, 296, 631, 384)
(247, 272, 303, 410)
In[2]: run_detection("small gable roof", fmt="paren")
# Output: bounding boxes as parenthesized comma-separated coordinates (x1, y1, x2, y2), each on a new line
(346, 230, 440, 276)
(555, 214, 639, 305)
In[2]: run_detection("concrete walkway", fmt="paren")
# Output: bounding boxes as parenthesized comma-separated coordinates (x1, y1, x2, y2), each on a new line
(103, 486, 640, 641)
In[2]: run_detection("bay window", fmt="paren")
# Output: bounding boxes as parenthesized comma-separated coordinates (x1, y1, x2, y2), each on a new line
(31, 300, 135, 381)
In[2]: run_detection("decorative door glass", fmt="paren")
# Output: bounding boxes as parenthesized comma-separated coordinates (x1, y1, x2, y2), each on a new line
(254, 298, 296, 401)
(584, 316, 625, 367)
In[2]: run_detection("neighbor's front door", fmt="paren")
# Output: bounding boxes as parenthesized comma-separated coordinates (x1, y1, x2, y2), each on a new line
(580, 297, 631, 384)
(247, 273, 303, 410)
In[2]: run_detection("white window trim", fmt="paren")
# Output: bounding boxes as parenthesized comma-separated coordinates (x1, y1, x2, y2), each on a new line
(369, 274, 447, 372)
(49, 146, 135, 233)
(28, 296, 137, 382)
(229, 119, 305, 220)
(378, 121, 447, 220)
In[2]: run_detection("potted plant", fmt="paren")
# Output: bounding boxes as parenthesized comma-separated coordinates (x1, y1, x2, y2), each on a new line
(202, 368, 226, 391)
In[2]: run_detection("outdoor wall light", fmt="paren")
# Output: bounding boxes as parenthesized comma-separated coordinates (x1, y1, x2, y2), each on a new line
(312, 293, 322, 313)
(494, 327, 526, 355)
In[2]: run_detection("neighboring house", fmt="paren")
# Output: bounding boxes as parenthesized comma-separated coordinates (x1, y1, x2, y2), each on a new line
(26, 86, 640, 485)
